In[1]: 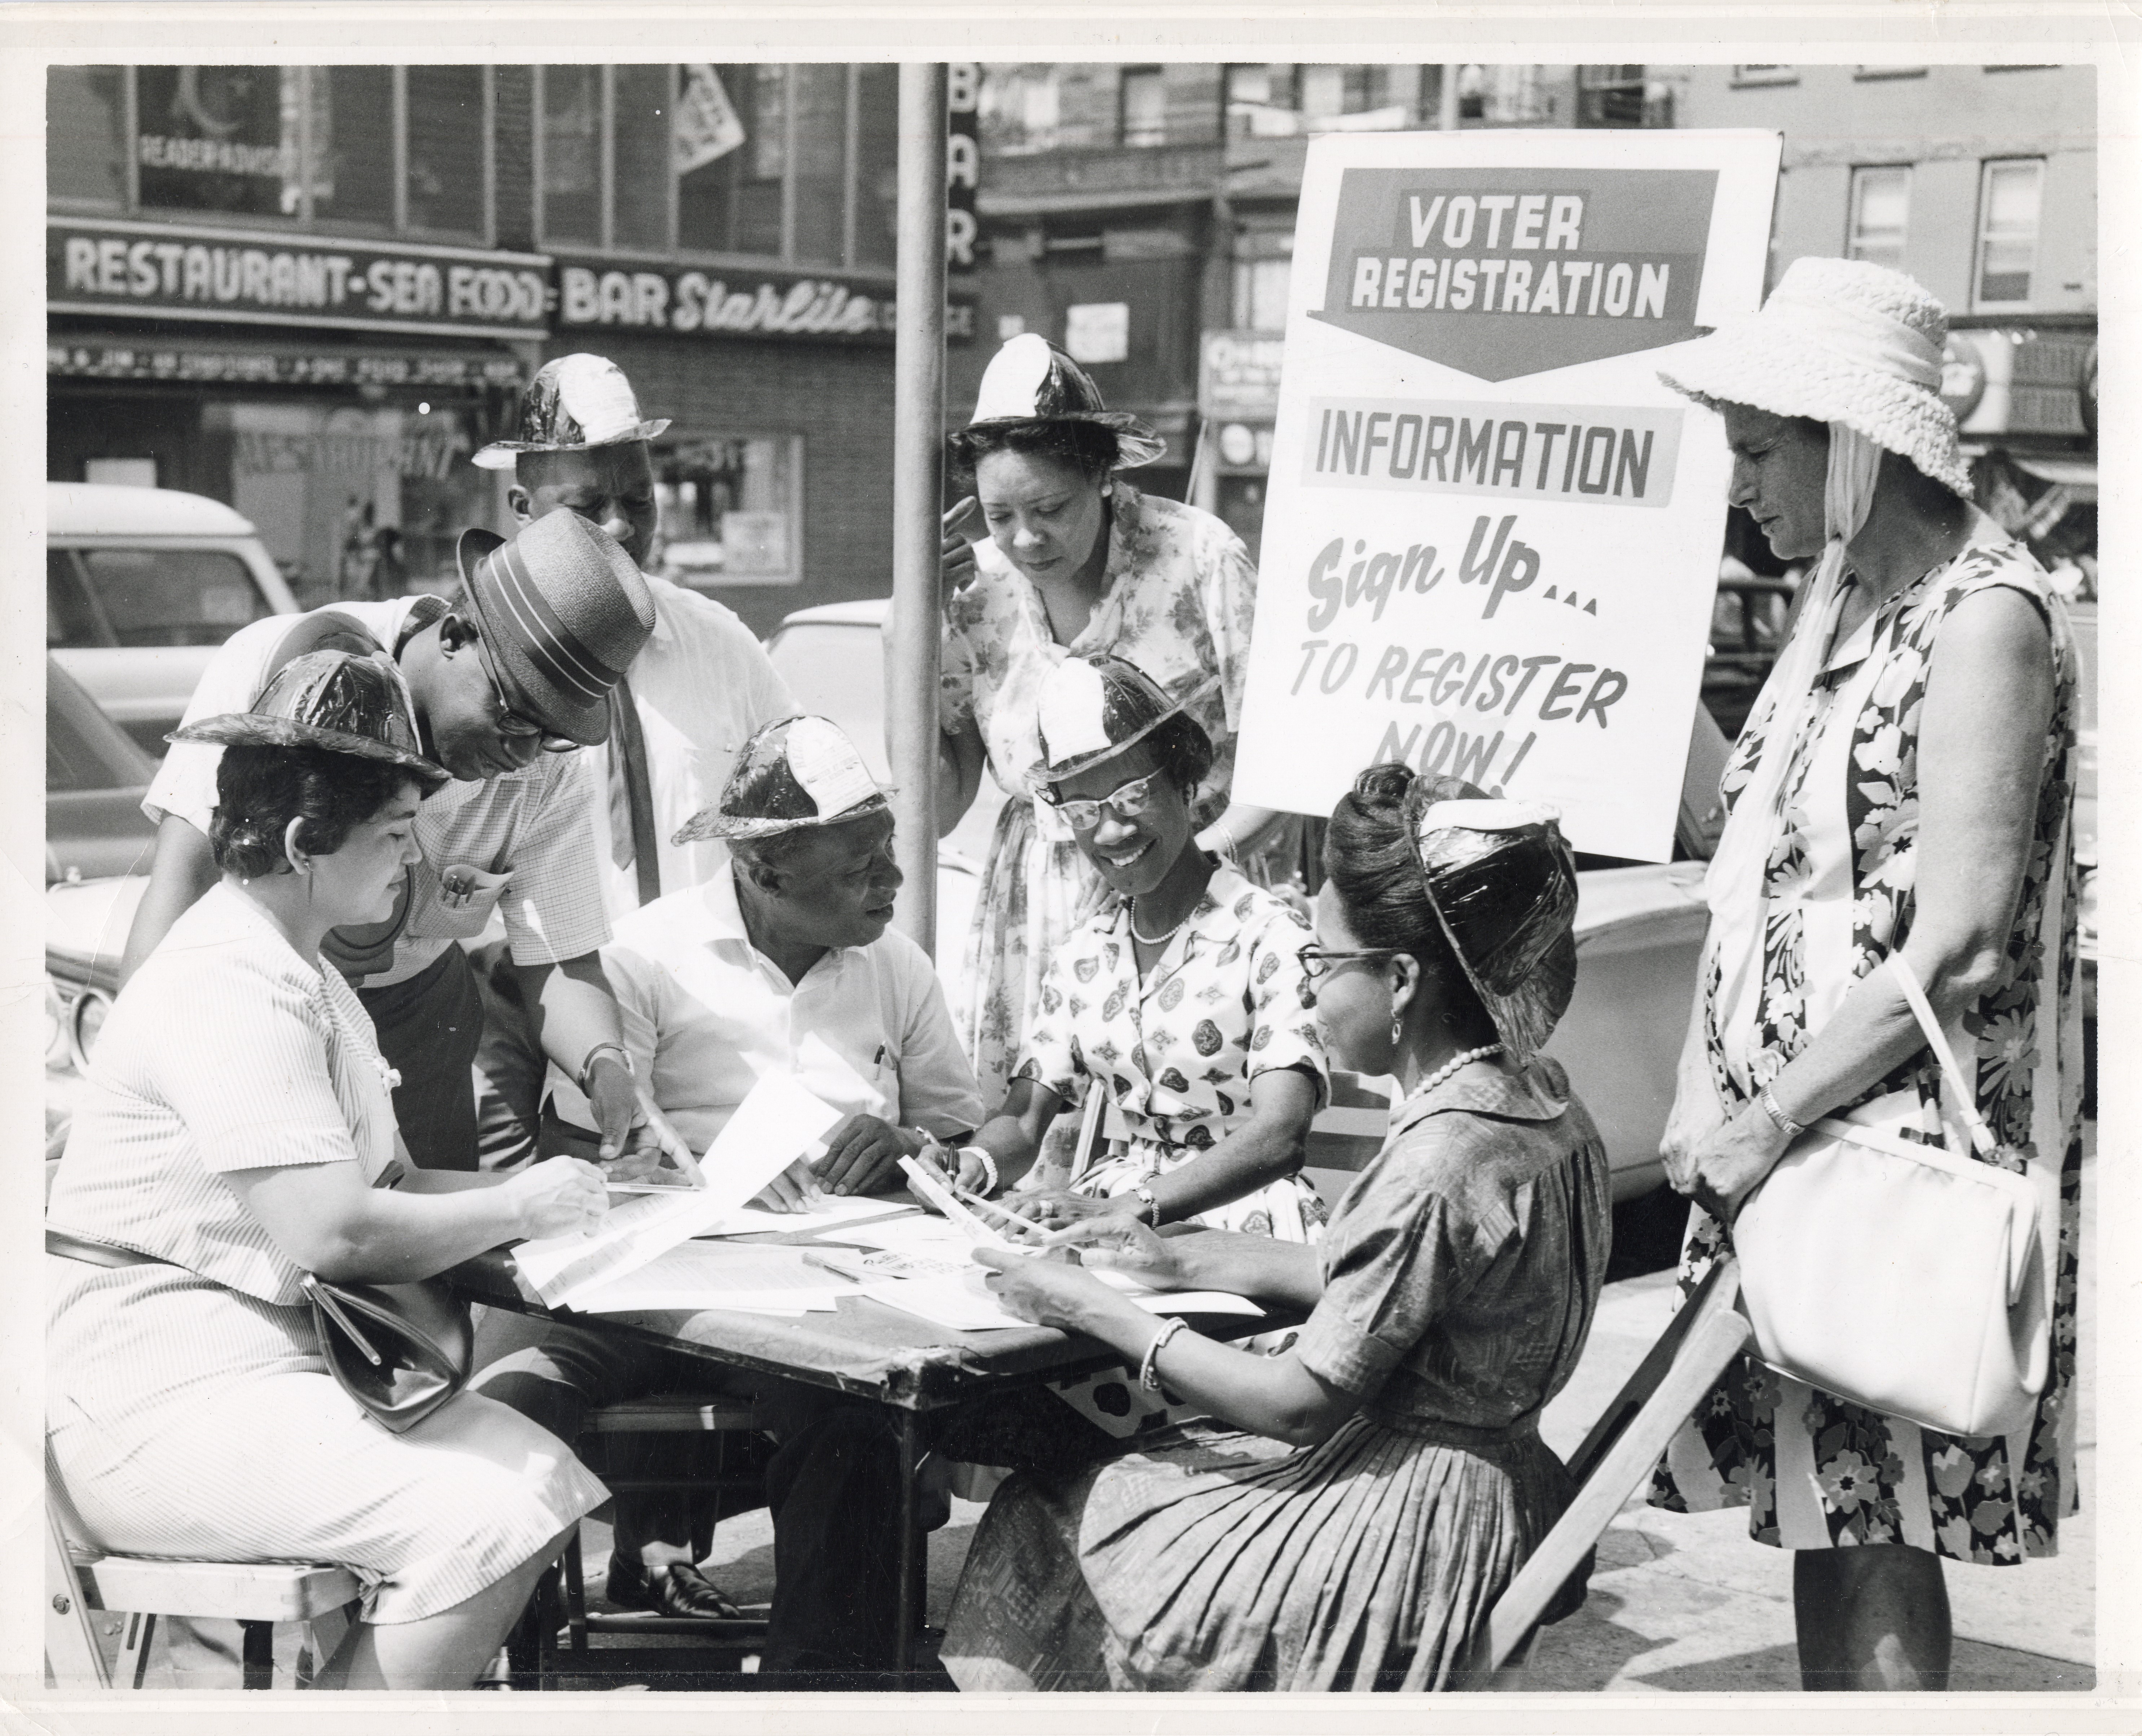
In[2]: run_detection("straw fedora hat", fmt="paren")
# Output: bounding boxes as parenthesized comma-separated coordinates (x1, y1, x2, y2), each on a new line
(453, 512, 656, 748)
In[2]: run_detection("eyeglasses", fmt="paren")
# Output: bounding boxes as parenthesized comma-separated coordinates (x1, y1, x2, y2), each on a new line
(1037, 770, 1162, 832)
(1296, 944, 1402, 985)
(475, 639, 579, 754)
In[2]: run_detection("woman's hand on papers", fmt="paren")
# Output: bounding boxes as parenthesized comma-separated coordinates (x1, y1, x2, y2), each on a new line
(1042, 1217, 1193, 1290)
(504, 1156, 610, 1239)
(749, 1158, 829, 1216)
(817, 1115, 920, 1198)
(972, 1244, 1117, 1333)
(1004, 1187, 1130, 1231)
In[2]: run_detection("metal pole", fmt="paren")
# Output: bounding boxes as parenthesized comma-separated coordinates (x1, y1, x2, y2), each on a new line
(890, 63, 947, 955)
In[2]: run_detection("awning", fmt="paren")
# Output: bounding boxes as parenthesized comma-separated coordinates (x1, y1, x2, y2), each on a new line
(47, 329, 527, 391)
(2010, 454, 2097, 498)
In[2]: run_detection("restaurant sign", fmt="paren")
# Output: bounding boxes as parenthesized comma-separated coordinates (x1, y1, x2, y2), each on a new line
(48, 217, 551, 340)
(556, 259, 977, 346)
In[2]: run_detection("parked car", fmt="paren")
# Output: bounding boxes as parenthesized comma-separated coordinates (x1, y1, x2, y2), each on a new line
(48, 482, 298, 759)
(764, 597, 1718, 1200)
(47, 655, 159, 887)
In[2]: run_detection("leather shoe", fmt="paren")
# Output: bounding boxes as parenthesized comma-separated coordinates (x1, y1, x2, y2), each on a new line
(605, 1556, 743, 1620)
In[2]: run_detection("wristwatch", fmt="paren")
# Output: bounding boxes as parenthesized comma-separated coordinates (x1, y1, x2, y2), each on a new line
(577, 1042, 635, 1096)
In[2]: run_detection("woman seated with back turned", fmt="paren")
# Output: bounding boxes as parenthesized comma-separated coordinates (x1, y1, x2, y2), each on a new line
(938, 766, 1610, 1692)
(45, 651, 610, 1691)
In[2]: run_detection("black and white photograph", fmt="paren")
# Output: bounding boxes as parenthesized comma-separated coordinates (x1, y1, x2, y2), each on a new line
(14, 7, 2132, 1724)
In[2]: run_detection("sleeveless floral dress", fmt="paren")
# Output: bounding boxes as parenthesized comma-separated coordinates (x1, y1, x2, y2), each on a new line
(1650, 522, 2083, 1564)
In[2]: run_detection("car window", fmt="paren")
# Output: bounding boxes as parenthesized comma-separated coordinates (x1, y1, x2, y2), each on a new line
(48, 550, 112, 649)
(70, 547, 271, 649)
(762, 621, 891, 782)
(47, 687, 144, 794)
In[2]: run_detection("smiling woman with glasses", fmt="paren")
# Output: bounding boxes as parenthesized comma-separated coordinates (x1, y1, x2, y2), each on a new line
(944, 655, 1328, 1252)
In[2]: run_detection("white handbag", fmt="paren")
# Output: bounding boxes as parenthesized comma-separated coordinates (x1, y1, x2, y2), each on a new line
(1731, 955, 2051, 1440)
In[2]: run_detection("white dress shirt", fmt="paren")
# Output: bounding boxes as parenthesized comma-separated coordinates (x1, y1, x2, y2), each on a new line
(593, 576, 798, 920)
(547, 865, 985, 1159)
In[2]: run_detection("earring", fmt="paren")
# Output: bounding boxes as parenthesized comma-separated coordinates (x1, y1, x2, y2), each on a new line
(1390, 1007, 1404, 1046)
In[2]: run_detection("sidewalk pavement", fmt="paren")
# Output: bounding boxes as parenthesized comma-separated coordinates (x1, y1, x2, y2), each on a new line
(689, 1146, 2098, 1695)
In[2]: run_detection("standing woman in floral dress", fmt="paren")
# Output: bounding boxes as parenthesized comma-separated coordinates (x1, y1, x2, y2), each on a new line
(1648, 258, 2083, 1691)
(929, 334, 1286, 1121)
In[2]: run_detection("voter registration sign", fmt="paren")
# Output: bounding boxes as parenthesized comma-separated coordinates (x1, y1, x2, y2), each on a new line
(1233, 129, 1781, 861)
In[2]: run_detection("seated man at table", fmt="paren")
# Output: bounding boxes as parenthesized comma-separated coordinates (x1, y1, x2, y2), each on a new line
(472, 715, 984, 1674)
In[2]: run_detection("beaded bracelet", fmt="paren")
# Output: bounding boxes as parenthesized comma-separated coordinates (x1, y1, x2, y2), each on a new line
(962, 1145, 1000, 1197)
(1139, 1316, 1189, 1393)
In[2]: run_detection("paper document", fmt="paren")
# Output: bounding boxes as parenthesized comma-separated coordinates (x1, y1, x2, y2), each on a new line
(513, 1073, 844, 1308)
(858, 1271, 1264, 1334)
(698, 1196, 920, 1239)
(835, 1213, 1026, 1261)
(567, 1242, 859, 1315)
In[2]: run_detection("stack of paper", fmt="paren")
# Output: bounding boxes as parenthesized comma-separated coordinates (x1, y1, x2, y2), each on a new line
(513, 1072, 843, 1309)
(566, 1242, 860, 1317)
(696, 1195, 919, 1239)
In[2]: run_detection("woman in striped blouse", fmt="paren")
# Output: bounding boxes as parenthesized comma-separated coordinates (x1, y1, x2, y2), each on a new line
(46, 652, 612, 1690)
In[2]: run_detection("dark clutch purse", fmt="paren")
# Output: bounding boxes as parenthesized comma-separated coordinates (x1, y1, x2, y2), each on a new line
(300, 1274, 473, 1434)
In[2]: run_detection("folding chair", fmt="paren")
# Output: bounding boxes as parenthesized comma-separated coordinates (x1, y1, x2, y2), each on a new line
(549, 1397, 774, 1657)
(46, 1455, 360, 1690)
(1471, 1254, 1750, 1679)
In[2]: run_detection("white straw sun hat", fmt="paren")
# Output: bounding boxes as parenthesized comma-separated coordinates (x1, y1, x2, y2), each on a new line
(1657, 257, 1971, 500)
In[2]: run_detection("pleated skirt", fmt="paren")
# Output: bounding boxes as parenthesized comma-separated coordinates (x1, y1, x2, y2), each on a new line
(940, 1412, 1581, 1692)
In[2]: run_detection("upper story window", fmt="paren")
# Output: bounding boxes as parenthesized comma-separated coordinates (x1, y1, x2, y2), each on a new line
(1730, 65, 1798, 87)
(49, 65, 494, 242)
(538, 63, 897, 269)
(1577, 65, 1669, 127)
(1120, 66, 1166, 147)
(1847, 166, 1911, 272)
(1974, 158, 2044, 309)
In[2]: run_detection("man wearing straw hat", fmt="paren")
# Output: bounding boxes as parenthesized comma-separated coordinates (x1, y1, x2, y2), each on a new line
(464, 352, 800, 1167)
(123, 508, 687, 1180)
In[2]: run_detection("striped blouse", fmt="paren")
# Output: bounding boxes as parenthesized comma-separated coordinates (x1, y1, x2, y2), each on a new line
(47, 883, 400, 1308)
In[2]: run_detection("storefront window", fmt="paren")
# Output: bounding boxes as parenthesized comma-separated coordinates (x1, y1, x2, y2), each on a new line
(652, 434, 804, 589)
(48, 66, 128, 208)
(309, 66, 396, 227)
(406, 66, 486, 237)
(134, 65, 300, 217)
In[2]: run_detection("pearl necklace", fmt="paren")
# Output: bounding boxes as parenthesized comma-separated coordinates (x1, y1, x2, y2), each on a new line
(1129, 898, 1192, 947)
(1403, 1043, 1504, 1104)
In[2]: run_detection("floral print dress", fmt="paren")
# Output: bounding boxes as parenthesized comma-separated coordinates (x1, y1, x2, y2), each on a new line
(941, 485, 1266, 1111)
(1010, 863, 1329, 1441)
(1651, 520, 2083, 1564)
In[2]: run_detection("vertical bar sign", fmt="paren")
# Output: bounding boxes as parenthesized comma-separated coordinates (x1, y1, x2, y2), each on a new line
(1232, 128, 1781, 861)
(947, 62, 981, 276)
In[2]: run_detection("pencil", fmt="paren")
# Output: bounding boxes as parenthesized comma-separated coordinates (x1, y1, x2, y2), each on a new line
(952, 1185, 1043, 1239)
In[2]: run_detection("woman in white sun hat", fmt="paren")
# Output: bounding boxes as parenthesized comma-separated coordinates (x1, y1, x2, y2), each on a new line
(1646, 257, 2083, 1691)
(929, 334, 1294, 1126)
